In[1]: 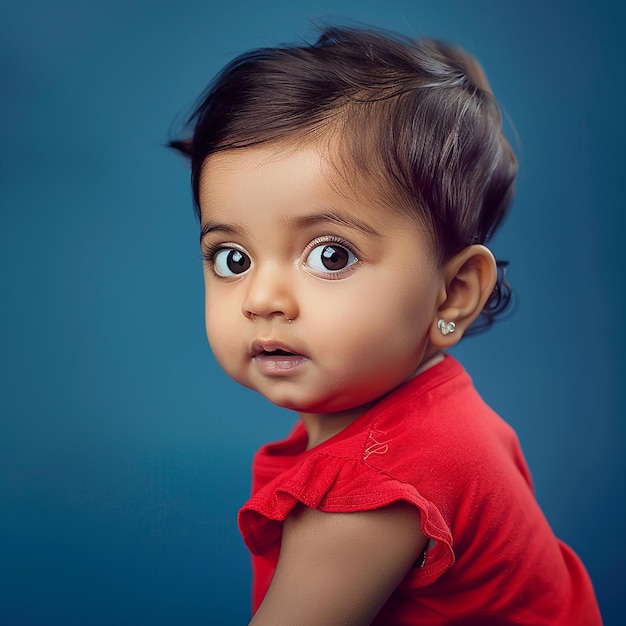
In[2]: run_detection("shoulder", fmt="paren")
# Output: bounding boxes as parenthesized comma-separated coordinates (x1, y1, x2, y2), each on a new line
(365, 355, 523, 473)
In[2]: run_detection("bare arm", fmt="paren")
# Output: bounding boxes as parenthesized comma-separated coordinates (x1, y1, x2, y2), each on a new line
(249, 502, 427, 626)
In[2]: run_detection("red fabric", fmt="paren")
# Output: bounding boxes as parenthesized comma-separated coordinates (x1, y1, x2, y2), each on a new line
(238, 356, 602, 625)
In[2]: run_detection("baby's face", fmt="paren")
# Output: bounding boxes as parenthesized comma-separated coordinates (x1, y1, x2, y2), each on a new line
(198, 142, 444, 417)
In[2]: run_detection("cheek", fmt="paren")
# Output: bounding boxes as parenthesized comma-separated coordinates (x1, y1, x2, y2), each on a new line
(309, 282, 432, 358)
(204, 296, 236, 355)
(385, 271, 440, 329)
(355, 275, 434, 329)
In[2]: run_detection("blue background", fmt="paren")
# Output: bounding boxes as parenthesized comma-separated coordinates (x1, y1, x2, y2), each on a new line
(1, 1, 624, 624)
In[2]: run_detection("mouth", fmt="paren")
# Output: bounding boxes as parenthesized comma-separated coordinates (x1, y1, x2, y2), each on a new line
(250, 340, 308, 374)
(251, 339, 304, 357)
(260, 348, 295, 356)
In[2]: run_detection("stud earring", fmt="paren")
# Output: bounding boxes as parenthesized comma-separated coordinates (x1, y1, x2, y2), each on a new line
(437, 319, 456, 336)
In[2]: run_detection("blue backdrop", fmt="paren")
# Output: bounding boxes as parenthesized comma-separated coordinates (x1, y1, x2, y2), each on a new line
(1, 1, 623, 624)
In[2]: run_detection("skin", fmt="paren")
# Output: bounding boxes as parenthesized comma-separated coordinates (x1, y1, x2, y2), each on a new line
(198, 141, 497, 624)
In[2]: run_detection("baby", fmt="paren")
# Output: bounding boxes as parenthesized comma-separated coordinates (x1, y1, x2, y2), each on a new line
(170, 25, 602, 625)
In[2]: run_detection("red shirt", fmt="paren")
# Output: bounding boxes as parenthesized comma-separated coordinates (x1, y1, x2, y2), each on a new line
(239, 356, 602, 624)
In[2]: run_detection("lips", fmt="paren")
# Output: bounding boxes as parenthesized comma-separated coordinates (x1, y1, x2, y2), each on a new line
(250, 339, 305, 358)
(250, 339, 309, 375)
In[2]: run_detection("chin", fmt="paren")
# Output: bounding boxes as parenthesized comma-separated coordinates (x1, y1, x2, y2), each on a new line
(254, 390, 320, 413)
(263, 395, 310, 412)
(270, 394, 364, 416)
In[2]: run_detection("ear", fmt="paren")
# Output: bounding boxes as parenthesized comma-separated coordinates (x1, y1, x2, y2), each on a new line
(429, 245, 497, 348)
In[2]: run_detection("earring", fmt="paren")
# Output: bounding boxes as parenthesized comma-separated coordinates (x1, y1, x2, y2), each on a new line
(437, 319, 456, 336)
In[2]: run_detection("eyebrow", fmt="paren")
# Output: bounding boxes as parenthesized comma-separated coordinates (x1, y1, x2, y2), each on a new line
(288, 210, 381, 237)
(199, 221, 245, 243)
(199, 209, 381, 243)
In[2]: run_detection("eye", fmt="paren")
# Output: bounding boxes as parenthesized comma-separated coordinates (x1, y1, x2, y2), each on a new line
(213, 247, 251, 277)
(305, 242, 358, 274)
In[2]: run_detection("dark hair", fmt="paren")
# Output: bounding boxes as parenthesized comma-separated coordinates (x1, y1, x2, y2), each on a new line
(170, 26, 516, 334)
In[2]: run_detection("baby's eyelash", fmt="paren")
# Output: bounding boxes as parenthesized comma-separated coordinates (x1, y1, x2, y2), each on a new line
(303, 235, 360, 280)
(201, 242, 234, 265)
(201, 243, 219, 264)
(307, 235, 359, 256)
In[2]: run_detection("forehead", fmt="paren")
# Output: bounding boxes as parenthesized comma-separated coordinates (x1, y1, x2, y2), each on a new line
(200, 142, 327, 194)
(202, 142, 327, 203)
(198, 140, 416, 231)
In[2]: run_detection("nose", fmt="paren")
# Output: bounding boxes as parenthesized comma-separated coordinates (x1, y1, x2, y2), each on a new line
(241, 263, 299, 322)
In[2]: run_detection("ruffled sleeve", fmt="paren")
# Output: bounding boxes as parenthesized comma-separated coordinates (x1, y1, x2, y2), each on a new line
(238, 450, 455, 587)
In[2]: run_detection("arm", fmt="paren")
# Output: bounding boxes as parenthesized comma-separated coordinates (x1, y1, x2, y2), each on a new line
(249, 501, 427, 626)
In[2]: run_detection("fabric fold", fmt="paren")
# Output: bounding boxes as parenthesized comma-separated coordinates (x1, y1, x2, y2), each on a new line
(238, 452, 455, 586)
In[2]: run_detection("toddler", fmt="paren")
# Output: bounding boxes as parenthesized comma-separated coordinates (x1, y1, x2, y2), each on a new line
(170, 25, 602, 625)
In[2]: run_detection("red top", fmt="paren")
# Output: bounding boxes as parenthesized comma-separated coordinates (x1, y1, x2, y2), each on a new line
(239, 356, 602, 624)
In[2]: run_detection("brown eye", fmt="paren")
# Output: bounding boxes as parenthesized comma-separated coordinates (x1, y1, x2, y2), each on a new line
(214, 248, 251, 276)
(321, 245, 349, 270)
(306, 243, 357, 274)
